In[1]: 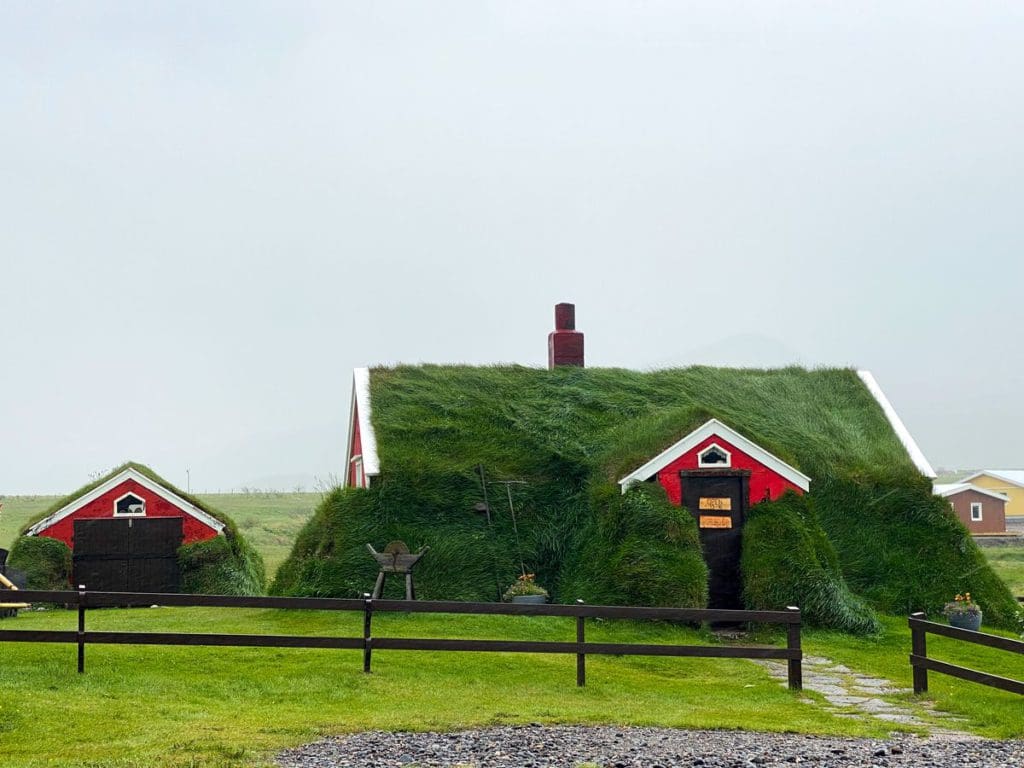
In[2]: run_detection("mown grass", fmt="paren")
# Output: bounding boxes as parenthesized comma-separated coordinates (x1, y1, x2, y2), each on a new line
(1, 607, 903, 768)
(805, 614, 1024, 740)
(983, 547, 1024, 596)
(0, 492, 318, 580)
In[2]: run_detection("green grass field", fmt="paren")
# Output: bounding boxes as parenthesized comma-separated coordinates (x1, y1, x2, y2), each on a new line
(0, 608, 1022, 768)
(0, 492, 319, 579)
(983, 547, 1024, 596)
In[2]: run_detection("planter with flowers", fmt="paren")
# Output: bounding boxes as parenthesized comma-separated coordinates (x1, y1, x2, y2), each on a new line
(503, 573, 549, 604)
(943, 593, 982, 631)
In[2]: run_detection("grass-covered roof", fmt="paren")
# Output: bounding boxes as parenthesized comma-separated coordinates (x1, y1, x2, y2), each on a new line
(274, 365, 1019, 631)
(20, 461, 231, 536)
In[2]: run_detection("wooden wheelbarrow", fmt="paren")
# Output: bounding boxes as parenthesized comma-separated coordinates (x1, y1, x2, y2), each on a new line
(366, 541, 430, 600)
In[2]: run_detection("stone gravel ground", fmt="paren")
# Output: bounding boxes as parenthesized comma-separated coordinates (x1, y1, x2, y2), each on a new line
(276, 725, 1024, 768)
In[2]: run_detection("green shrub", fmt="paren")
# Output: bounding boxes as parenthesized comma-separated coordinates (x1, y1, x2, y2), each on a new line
(179, 532, 265, 596)
(742, 492, 879, 634)
(7, 536, 71, 590)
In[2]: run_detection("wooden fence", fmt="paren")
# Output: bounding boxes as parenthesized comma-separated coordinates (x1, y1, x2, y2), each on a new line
(908, 612, 1024, 695)
(0, 589, 803, 689)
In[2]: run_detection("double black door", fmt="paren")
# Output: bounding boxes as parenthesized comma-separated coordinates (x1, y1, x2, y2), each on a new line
(681, 472, 747, 610)
(73, 518, 183, 593)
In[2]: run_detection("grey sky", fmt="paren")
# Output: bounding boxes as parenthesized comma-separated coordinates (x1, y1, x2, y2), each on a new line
(2, 2, 1022, 494)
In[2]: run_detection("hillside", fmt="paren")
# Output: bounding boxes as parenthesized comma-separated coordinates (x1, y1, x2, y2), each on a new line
(274, 365, 1019, 631)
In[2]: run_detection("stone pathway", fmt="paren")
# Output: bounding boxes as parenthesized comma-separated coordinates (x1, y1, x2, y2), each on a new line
(753, 654, 977, 738)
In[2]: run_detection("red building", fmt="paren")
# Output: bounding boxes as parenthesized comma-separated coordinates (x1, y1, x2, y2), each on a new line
(26, 465, 224, 592)
(933, 482, 1008, 535)
(617, 419, 810, 609)
(27, 466, 224, 547)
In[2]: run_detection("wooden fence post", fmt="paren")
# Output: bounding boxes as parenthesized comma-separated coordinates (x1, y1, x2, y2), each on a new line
(786, 606, 802, 691)
(576, 599, 585, 687)
(362, 593, 373, 674)
(910, 612, 928, 694)
(77, 584, 86, 674)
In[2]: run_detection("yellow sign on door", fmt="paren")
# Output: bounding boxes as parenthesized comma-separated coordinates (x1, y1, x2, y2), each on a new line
(699, 497, 732, 511)
(699, 516, 733, 529)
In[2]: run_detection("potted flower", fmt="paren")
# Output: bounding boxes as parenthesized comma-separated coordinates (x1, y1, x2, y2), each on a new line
(503, 573, 549, 604)
(943, 593, 982, 631)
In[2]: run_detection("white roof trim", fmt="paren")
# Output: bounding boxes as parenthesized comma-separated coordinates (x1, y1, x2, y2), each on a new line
(958, 470, 1024, 490)
(857, 370, 936, 479)
(344, 367, 379, 488)
(617, 418, 811, 493)
(933, 482, 1010, 502)
(26, 467, 226, 537)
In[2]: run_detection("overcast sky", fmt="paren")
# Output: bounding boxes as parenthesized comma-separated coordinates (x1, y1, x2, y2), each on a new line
(2, 2, 1022, 494)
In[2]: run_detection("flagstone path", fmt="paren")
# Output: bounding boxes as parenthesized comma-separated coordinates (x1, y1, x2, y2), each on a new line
(752, 655, 978, 738)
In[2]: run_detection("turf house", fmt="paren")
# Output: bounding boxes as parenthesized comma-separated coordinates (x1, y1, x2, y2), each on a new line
(8, 463, 264, 595)
(273, 305, 1019, 633)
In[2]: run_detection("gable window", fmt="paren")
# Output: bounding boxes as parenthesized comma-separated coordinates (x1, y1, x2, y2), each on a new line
(698, 443, 732, 468)
(352, 456, 364, 488)
(970, 502, 983, 522)
(114, 493, 146, 516)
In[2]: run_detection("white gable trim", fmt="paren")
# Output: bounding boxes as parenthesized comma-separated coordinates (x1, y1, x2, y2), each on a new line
(617, 418, 811, 493)
(344, 367, 379, 488)
(934, 482, 1010, 503)
(26, 468, 226, 536)
(959, 470, 1024, 490)
(857, 370, 936, 479)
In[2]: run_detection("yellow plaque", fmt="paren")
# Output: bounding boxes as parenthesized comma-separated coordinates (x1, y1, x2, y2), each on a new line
(699, 497, 732, 511)
(699, 515, 733, 529)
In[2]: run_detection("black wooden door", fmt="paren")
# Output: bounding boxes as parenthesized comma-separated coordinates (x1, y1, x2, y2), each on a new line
(73, 518, 183, 593)
(680, 473, 747, 610)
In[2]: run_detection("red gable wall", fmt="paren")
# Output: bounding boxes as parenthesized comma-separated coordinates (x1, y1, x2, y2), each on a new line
(348, 400, 364, 488)
(656, 435, 804, 507)
(37, 478, 220, 550)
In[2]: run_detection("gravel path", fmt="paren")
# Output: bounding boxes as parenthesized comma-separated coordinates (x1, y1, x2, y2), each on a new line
(276, 725, 1024, 768)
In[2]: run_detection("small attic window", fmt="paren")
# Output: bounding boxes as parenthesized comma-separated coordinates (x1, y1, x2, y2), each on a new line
(114, 493, 146, 516)
(698, 444, 731, 468)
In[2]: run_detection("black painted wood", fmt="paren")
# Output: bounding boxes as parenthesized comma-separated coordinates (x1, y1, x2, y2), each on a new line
(911, 655, 1024, 695)
(73, 518, 182, 593)
(680, 472, 747, 611)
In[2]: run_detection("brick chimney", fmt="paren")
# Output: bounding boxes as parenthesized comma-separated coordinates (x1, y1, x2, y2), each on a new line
(548, 302, 584, 368)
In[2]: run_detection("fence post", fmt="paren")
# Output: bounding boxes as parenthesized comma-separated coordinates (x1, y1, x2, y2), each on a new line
(362, 593, 373, 674)
(910, 612, 928, 694)
(576, 599, 586, 687)
(786, 606, 801, 691)
(77, 584, 87, 674)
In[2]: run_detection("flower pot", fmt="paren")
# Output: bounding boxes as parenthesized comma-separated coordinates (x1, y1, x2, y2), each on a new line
(948, 611, 982, 631)
(510, 594, 547, 605)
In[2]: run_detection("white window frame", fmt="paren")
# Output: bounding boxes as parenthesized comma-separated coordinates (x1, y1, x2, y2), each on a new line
(352, 455, 364, 488)
(698, 443, 732, 468)
(970, 502, 983, 522)
(113, 492, 146, 517)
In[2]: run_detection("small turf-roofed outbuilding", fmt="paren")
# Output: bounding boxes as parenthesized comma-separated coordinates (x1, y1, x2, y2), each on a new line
(11, 463, 264, 595)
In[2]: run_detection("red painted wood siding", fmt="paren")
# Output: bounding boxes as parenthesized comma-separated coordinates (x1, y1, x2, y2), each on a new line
(656, 435, 803, 506)
(36, 478, 220, 550)
(945, 490, 1007, 534)
(348, 401, 364, 488)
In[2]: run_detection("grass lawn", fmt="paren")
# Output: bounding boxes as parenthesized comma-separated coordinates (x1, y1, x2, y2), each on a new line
(805, 615, 1024, 740)
(983, 547, 1024, 597)
(0, 492, 319, 580)
(0, 607, 909, 768)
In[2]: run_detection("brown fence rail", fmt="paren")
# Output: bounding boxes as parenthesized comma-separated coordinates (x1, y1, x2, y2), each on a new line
(908, 612, 1024, 696)
(0, 589, 802, 689)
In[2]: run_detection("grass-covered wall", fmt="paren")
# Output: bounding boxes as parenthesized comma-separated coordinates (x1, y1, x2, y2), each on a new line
(13, 462, 265, 595)
(273, 365, 1019, 631)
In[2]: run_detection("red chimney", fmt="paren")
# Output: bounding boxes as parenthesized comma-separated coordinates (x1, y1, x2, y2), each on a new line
(548, 302, 584, 368)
